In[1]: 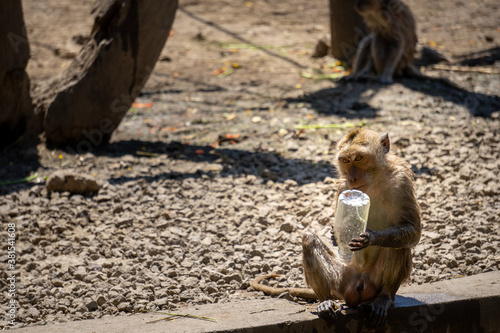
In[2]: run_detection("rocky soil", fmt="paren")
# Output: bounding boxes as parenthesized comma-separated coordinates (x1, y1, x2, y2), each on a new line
(1, 0, 499, 328)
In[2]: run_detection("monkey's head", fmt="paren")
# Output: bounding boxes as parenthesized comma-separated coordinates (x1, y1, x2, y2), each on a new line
(355, 0, 384, 14)
(336, 128, 390, 192)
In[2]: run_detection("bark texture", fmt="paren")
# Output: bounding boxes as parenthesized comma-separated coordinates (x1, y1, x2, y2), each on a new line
(329, 0, 367, 62)
(0, 1, 35, 149)
(38, 0, 178, 149)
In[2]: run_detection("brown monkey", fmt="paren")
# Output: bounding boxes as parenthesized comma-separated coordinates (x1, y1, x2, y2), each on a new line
(252, 128, 421, 325)
(343, 0, 457, 87)
(303, 128, 421, 325)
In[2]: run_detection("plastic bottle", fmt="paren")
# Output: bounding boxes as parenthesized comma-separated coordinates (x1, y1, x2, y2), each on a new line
(333, 189, 370, 264)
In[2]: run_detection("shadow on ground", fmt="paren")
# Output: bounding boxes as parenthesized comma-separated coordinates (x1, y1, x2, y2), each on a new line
(95, 139, 337, 186)
(289, 46, 500, 118)
(0, 143, 41, 195)
(290, 78, 499, 118)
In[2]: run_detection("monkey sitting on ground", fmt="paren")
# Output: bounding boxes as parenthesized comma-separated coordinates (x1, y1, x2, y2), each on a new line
(342, 0, 456, 87)
(252, 128, 421, 326)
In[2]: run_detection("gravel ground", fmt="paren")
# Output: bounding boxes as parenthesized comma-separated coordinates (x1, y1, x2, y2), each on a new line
(1, 0, 499, 328)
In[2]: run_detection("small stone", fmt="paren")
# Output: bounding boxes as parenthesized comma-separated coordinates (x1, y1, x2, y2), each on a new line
(280, 222, 294, 233)
(323, 176, 337, 184)
(181, 259, 194, 268)
(296, 210, 308, 217)
(206, 284, 218, 294)
(73, 269, 87, 281)
(423, 231, 440, 243)
(459, 166, 471, 180)
(223, 273, 242, 283)
(52, 279, 64, 287)
(117, 302, 133, 312)
(96, 296, 106, 307)
(208, 272, 221, 282)
(26, 307, 40, 319)
(153, 298, 169, 307)
(184, 277, 199, 287)
(46, 170, 102, 194)
(200, 236, 212, 246)
(86, 301, 99, 312)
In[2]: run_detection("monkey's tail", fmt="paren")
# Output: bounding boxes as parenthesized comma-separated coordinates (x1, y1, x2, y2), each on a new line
(250, 273, 318, 300)
(405, 64, 461, 90)
(417, 45, 452, 64)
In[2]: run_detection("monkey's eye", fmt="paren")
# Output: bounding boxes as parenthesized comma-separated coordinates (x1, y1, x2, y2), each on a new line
(354, 155, 363, 162)
(342, 158, 350, 164)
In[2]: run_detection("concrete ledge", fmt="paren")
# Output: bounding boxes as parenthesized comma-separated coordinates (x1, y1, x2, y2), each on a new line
(13, 271, 500, 332)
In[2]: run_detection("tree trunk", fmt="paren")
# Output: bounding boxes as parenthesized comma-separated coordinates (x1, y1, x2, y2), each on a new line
(329, 0, 367, 62)
(0, 1, 36, 149)
(37, 0, 178, 150)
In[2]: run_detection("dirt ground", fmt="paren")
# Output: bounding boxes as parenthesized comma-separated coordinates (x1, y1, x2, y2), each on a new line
(1, 0, 499, 328)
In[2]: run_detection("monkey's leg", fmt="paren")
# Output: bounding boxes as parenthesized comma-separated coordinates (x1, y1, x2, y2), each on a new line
(339, 36, 373, 82)
(302, 233, 358, 317)
(373, 36, 404, 84)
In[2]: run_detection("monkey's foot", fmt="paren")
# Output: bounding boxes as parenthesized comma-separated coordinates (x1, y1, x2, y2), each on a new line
(358, 295, 392, 327)
(317, 300, 343, 319)
(338, 74, 359, 83)
(378, 75, 393, 84)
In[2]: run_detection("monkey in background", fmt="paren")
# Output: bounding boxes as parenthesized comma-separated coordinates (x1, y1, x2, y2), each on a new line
(252, 128, 421, 326)
(343, 0, 455, 86)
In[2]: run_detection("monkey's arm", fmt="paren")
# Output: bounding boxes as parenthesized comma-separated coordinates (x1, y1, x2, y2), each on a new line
(350, 195, 421, 250)
(350, 222, 421, 250)
(251, 273, 318, 300)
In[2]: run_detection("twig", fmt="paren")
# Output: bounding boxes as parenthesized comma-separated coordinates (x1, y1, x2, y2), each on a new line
(146, 316, 176, 324)
(220, 43, 275, 50)
(301, 71, 345, 80)
(294, 120, 365, 130)
(142, 310, 217, 323)
(2, 135, 23, 152)
(0, 172, 39, 186)
(431, 64, 500, 74)
(136, 151, 159, 157)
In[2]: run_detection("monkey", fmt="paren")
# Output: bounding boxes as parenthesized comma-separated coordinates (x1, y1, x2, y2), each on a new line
(303, 128, 422, 325)
(342, 0, 458, 88)
(251, 128, 421, 326)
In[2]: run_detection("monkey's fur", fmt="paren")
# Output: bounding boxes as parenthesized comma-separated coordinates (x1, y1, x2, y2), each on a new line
(252, 128, 421, 325)
(343, 0, 457, 87)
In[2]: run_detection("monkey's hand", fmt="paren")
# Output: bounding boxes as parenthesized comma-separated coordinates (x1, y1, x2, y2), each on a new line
(317, 300, 343, 320)
(358, 294, 393, 327)
(330, 225, 338, 246)
(348, 229, 376, 251)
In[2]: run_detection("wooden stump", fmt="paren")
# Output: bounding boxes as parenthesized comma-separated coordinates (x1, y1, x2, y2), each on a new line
(329, 0, 367, 62)
(0, 1, 36, 149)
(38, 0, 178, 150)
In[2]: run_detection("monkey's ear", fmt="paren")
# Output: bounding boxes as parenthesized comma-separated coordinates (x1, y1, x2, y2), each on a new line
(380, 132, 390, 154)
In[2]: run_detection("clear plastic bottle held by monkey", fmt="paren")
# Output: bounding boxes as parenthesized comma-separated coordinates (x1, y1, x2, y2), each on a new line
(334, 189, 370, 264)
